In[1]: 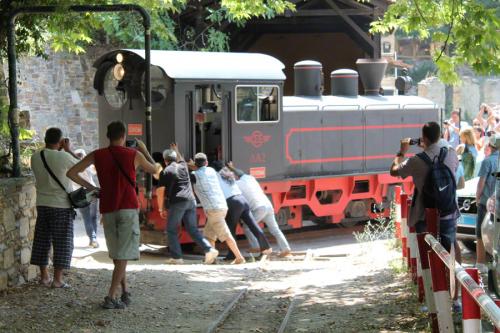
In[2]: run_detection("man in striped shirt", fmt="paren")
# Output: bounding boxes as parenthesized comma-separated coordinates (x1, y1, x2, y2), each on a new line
(190, 153, 245, 264)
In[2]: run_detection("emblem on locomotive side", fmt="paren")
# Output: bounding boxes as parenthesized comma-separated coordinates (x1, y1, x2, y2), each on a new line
(244, 130, 271, 148)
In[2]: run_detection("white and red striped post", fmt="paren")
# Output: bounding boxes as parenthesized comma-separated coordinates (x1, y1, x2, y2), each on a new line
(462, 268, 481, 332)
(426, 208, 453, 332)
(400, 193, 409, 261)
(394, 186, 402, 239)
(406, 198, 412, 269)
(428, 249, 454, 332)
(495, 299, 500, 333)
(418, 232, 439, 330)
(422, 208, 441, 332)
(409, 225, 418, 284)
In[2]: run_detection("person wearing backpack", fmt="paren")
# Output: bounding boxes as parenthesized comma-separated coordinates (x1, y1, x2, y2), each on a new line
(474, 140, 499, 274)
(390, 121, 461, 311)
(390, 122, 460, 243)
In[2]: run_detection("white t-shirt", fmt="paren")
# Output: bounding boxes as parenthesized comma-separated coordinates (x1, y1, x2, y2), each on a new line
(236, 174, 272, 211)
(31, 149, 78, 208)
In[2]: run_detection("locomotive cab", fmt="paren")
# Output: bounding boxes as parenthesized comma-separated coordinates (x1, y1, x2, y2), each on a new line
(93, 50, 286, 237)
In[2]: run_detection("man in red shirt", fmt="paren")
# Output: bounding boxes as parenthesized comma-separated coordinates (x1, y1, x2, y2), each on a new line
(67, 121, 161, 309)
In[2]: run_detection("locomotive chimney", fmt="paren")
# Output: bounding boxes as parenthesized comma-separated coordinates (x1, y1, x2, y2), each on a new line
(355, 58, 388, 96)
(294, 60, 323, 97)
(330, 69, 358, 96)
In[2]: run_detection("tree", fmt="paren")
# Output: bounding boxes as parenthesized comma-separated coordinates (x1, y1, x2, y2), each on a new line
(370, 0, 500, 84)
(0, 0, 295, 174)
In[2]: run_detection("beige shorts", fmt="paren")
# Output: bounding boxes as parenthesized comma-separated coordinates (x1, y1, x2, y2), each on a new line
(203, 209, 232, 242)
(102, 209, 140, 260)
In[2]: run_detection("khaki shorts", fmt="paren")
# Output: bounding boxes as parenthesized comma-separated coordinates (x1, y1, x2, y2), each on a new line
(203, 209, 231, 242)
(102, 209, 140, 260)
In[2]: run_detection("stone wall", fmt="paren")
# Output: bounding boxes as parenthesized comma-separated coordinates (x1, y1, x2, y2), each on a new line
(3, 48, 102, 152)
(418, 76, 500, 121)
(0, 177, 37, 291)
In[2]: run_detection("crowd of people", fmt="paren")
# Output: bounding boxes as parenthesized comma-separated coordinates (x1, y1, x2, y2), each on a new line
(389, 102, 500, 314)
(442, 103, 500, 275)
(29, 121, 291, 309)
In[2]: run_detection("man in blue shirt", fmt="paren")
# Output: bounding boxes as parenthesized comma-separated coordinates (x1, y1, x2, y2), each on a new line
(475, 140, 499, 273)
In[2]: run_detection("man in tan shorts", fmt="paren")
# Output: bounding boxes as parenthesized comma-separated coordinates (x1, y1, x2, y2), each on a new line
(189, 153, 245, 264)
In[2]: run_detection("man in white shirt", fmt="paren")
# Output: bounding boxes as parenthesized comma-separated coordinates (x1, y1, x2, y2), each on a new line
(74, 149, 100, 248)
(30, 128, 78, 288)
(190, 153, 245, 264)
(227, 162, 291, 257)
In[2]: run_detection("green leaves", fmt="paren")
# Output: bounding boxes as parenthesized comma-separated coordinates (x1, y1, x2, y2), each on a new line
(370, 0, 500, 85)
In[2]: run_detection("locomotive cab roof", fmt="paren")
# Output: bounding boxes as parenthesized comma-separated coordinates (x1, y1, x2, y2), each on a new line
(93, 49, 286, 81)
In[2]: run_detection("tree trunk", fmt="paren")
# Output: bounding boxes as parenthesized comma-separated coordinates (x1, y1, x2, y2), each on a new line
(0, 58, 9, 112)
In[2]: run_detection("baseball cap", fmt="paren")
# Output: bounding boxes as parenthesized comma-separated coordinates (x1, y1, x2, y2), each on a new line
(487, 133, 500, 149)
(162, 149, 177, 160)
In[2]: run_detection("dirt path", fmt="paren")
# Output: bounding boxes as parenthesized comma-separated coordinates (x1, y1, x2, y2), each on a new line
(0, 228, 429, 333)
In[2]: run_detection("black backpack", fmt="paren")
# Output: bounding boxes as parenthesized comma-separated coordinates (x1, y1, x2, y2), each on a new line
(417, 147, 458, 216)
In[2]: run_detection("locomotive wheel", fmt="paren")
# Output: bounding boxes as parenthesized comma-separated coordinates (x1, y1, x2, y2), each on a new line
(276, 208, 290, 226)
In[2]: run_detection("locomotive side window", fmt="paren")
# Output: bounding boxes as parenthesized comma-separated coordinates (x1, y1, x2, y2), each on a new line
(236, 85, 279, 123)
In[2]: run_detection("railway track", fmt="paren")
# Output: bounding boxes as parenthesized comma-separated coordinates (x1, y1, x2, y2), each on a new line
(206, 250, 316, 333)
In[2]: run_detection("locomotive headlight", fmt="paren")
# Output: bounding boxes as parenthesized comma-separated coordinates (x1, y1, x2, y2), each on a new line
(113, 63, 125, 81)
(116, 52, 124, 63)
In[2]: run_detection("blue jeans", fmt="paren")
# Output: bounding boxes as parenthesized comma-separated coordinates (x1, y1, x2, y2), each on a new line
(415, 217, 457, 252)
(244, 205, 291, 252)
(476, 204, 487, 238)
(79, 200, 98, 242)
(167, 200, 211, 259)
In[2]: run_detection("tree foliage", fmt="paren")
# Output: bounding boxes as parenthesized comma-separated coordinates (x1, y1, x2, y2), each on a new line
(0, 0, 295, 58)
(370, 0, 500, 84)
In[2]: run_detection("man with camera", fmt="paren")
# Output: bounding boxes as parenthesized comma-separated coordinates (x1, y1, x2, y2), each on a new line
(390, 122, 459, 247)
(30, 128, 79, 289)
(67, 121, 162, 309)
(390, 122, 461, 310)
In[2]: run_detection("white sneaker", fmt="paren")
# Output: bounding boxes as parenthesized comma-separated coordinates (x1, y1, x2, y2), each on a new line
(476, 263, 488, 274)
(166, 258, 184, 265)
(204, 248, 219, 264)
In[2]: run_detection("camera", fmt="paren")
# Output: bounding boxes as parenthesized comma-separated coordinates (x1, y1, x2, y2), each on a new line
(443, 120, 449, 125)
(487, 131, 496, 137)
(409, 138, 421, 146)
(125, 139, 137, 148)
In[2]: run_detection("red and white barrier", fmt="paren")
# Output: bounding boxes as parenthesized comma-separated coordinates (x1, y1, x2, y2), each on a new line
(417, 233, 438, 328)
(400, 193, 408, 261)
(406, 198, 412, 269)
(409, 226, 418, 284)
(495, 300, 500, 333)
(425, 233, 500, 331)
(394, 186, 402, 239)
(462, 268, 481, 333)
(428, 250, 454, 332)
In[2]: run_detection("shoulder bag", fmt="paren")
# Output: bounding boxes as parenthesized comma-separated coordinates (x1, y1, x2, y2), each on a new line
(40, 150, 91, 208)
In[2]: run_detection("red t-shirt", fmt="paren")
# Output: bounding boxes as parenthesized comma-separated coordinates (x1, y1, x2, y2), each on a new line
(94, 146, 138, 214)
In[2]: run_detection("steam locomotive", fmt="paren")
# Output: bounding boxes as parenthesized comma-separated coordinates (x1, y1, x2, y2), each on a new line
(93, 49, 438, 245)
